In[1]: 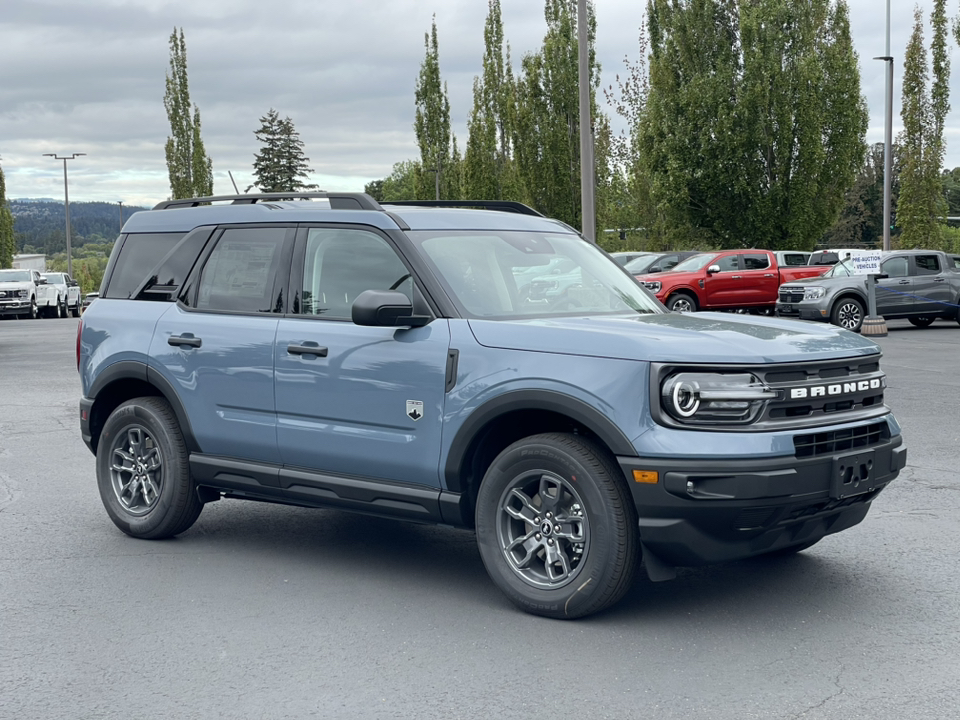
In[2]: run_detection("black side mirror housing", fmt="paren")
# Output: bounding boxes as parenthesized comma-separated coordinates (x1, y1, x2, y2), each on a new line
(352, 290, 430, 327)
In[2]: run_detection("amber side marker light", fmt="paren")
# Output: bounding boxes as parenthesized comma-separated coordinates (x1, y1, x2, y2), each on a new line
(633, 470, 659, 484)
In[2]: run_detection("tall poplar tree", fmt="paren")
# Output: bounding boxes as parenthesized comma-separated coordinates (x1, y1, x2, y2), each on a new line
(163, 28, 214, 200)
(513, 0, 600, 229)
(249, 109, 318, 193)
(899, 1, 949, 248)
(638, 0, 867, 250)
(0, 160, 15, 268)
(414, 17, 454, 200)
(464, 0, 516, 200)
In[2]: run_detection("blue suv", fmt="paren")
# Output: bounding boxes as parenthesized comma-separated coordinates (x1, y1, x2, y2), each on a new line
(78, 193, 906, 618)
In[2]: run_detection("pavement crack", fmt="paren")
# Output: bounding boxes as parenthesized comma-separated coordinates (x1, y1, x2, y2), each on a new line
(786, 662, 845, 719)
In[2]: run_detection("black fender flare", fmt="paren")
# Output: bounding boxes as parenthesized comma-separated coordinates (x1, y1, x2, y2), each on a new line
(443, 389, 637, 492)
(88, 360, 200, 453)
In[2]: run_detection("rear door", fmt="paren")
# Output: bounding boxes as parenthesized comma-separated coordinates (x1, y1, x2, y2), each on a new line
(911, 254, 952, 315)
(739, 252, 779, 305)
(274, 225, 450, 490)
(150, 225, 293, 465)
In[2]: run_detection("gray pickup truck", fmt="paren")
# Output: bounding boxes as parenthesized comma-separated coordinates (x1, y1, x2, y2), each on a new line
(777, 250, 960, 331)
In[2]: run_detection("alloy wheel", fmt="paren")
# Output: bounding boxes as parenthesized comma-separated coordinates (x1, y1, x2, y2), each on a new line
(109, 426, 164, 516)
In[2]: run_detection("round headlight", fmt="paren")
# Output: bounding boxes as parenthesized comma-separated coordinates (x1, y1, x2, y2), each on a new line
(671, 378, 700, 417)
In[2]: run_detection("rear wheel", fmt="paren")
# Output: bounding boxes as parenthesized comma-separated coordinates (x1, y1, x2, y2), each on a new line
(475, 433, 639, 619)
(666, 293, 698, 313)
(69, 298, 81, 317)
(830, 297, 864, 332)
(908, 316, 935, 328)
(96, 397, 202, 539)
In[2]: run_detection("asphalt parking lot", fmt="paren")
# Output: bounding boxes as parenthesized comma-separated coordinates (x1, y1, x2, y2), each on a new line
(1, 316, 958, 720)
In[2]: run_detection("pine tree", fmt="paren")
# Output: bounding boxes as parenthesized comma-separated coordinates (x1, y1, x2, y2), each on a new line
(163, 28, 214, 200)
(899, 1, 949, 249)
(414, 17, 454, 200)
(249, 109, 318, 193)
(0, 160, 15, 268)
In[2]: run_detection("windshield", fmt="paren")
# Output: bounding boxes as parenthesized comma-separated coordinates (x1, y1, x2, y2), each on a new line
(409, 231, 662, 319)
(670, 253, 716, 273)
(623, 254, 658, 274)
(41, 273, 64, 283)
(0, 270, 31, 282)
(821, 260, 854, 278)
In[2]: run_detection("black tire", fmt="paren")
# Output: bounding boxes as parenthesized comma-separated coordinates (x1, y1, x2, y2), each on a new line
(908, 316, 935, 328)
(830, 297, 864, 332)
(666, 293, 698, 313)
(475, 433, 639, 619)
(19, 297, 38, 320)
(59, 297, 68, 318)
(766, 538, 821, 557)
(96, 397, 202, 539)
(69, 299, 81, 318)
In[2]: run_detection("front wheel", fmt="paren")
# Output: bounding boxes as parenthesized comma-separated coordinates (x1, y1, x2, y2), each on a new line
(475, 433, 639, 619)
(830, 297, 864, 332)
(666, 293, 698, 313)
(96, 397, 202, 539)
(19, 297, 38, 320)
(69, 299, 81, 318)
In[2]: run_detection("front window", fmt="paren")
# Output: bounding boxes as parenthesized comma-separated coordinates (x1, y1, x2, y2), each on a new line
(623, 254, 658, 274)
(409, 231, 661, 319)
(822, 260, 854, 278)
(671, 254, 717, 273)
(0, 270, 31, 282)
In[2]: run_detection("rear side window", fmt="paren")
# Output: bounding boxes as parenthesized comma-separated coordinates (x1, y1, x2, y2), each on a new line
(742, 253, 771, 270)
(781, 253, 808, 266)
(914, 255, 941, 275)
(194, 228, 287, 313)
(103, 233, 185, 299)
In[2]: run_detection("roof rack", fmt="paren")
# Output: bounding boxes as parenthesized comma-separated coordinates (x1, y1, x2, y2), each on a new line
(383, 200, 543, 217)
(153, 192, 383, 211)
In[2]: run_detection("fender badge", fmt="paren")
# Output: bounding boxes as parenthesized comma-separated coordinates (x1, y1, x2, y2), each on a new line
(406, 400, 424, 421)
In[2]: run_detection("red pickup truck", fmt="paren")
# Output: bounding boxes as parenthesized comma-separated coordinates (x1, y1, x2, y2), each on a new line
(635, 249, 830, 312)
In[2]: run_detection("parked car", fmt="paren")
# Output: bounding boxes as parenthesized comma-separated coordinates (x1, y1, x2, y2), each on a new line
(77, 192, 905, 619)
(777, 250, 960, 331)
(635, 249, 832, 312)
(81, 292, 99, 313)
(0, 268, 42, 319)
(625, 251, 702, 276)
(774, 250, 811, 267)
(37, 272, 82, 318)
(610, 251, 650, 267)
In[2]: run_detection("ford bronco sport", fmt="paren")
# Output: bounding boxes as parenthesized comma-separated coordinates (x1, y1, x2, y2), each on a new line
(78, 192, 906, 618)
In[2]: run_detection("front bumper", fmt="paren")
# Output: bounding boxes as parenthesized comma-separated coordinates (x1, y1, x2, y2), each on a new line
(618, 433, 905, 567)
(776, 301, 829, 322)
(0, 300, 30, 316)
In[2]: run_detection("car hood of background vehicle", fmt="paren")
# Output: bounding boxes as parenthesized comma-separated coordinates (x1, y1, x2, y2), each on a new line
(781, 275, 866, 290)
(0, 281, 32, 290)
(468, 312, 879, 364)
(634, 270, 699, 287)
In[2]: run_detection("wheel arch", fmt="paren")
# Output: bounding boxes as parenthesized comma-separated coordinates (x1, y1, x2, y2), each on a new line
(831, 291, 867, 316)
(87, 361, 199, 455)
(443, 390, 636, 527)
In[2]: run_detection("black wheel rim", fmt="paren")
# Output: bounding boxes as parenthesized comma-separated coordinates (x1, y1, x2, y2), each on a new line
(495, 471, 589, 589)
(109, 425, 163, 516)
(836, 302, 862, 330)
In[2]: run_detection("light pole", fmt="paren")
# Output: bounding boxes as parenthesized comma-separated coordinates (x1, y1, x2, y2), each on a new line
(43, 153, 85, 277)
(118, 201, 124, 233)
(875, 0, 893, 253)
(577, 0, 596, 243)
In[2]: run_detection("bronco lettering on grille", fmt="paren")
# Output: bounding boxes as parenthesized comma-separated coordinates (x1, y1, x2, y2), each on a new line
(789, 378, 883, 400)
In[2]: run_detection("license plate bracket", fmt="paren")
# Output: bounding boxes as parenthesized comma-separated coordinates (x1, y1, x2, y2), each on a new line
(831, 450, 877, 499)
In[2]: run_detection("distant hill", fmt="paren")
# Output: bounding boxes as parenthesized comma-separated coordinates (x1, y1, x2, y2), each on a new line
(10, 200, 148, 254)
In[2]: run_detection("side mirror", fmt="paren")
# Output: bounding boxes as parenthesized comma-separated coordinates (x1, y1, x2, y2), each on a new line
(352, 289, 430, 327)
(649, 266, 662, 273)
(707, 264, 721, 274)
(37, 277, 47, 285)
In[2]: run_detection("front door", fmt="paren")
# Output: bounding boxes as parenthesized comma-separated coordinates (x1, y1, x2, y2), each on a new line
(274, 226, 450, 489)
(876, 255, 913, 315)
(702, 254, 742, 307)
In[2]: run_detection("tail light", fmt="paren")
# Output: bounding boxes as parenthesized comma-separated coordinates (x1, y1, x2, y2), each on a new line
(76, 318, 82, 371)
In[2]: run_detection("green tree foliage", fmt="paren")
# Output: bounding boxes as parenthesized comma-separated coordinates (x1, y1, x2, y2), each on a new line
(249, 109, 318, 193)
(513, 0, 600, 231)
(898, 2, 949, 249)
(821, 143, 901, 247)
(48, 245, 112, 294)
(0, 162, 15, 268)
(414, 18, 456, 200)
(163, 28, 214, 200)
(638, 0, 867, 250)
(464, 0, 518, 200)
(9, 200, 141, 253)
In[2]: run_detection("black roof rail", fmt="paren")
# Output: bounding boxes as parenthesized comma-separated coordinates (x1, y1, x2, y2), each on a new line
(383, 200, 544, 217)
(153, 192, 384, 211)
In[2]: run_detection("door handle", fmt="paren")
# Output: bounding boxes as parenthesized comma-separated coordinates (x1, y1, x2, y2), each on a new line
(898, 280, 910, 285)
(287, 343, 328, 357)
(168, 334, 202, 348)
(763, 273, 775, 277)
(934, 277, 946, 282)
(732, 275, 741, 279)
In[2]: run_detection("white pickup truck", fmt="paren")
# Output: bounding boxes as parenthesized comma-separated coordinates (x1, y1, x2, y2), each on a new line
(37, 272, 82, 318)
(0, 268, 43, 319)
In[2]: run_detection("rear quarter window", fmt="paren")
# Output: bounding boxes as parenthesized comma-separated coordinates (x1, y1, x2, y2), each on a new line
(102, 233, 186, 299)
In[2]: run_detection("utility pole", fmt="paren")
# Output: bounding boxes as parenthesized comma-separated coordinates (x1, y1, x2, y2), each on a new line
(876, 0, 893, 253)
(43, 153, 85, 277)
(118, 201, 124, 232)
(577, 0, 596, 243)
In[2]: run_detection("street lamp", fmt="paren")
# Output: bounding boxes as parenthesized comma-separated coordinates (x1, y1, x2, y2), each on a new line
(43, 153, 85, 277)
(118, 201, 124, 233)
(874, 0, 893, 253)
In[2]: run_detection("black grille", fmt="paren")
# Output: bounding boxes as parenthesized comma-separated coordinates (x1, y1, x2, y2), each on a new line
(793, 422, 888, 458)
(779, 290, 804, 303)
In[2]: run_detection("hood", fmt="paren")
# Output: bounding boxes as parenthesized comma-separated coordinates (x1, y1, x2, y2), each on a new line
(780, 275, 866, 290)
(634, 270, 699, 286)
(0, 281, 32, 289)
(468, 312, 879, 364)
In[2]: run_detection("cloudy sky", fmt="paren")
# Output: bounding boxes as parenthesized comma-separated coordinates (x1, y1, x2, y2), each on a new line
(1, 0, 956, 208)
